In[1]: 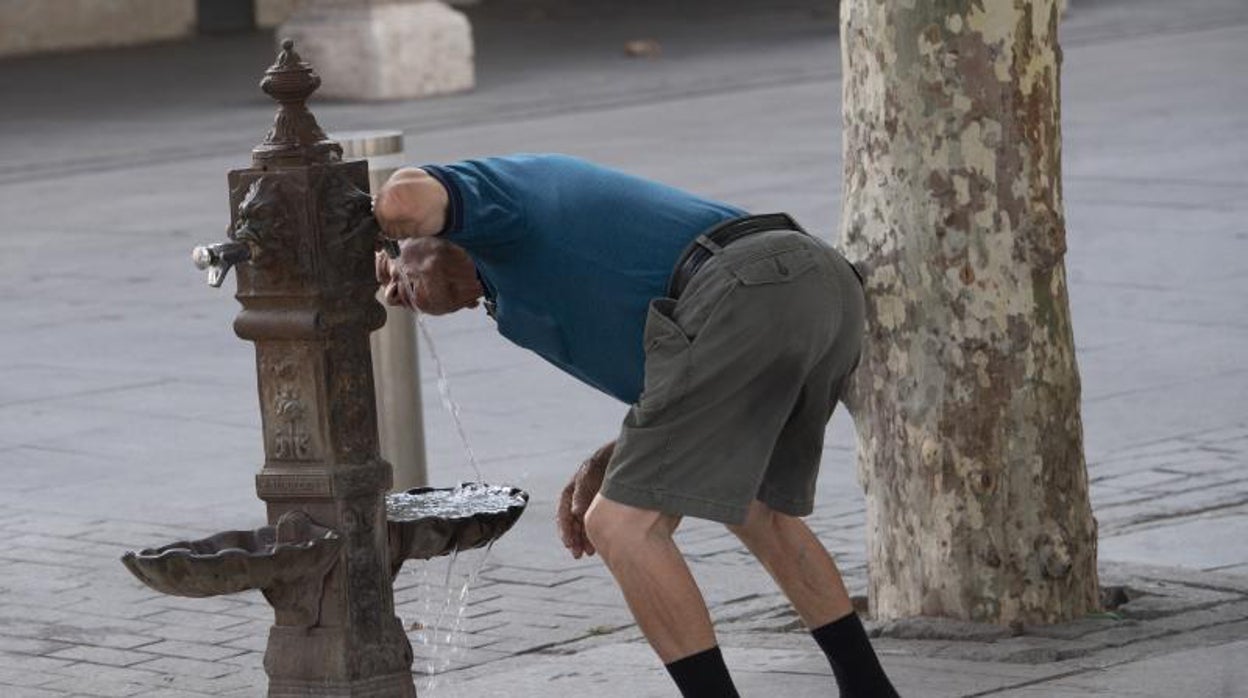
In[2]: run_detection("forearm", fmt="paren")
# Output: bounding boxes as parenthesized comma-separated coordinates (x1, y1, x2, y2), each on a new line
(375, 167, 449, 238)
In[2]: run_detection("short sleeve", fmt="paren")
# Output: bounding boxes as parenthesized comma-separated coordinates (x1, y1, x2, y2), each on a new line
(421, 158, 533, 252)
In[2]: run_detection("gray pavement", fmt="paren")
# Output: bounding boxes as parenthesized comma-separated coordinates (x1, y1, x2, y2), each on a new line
(0, 0, 1246, 695)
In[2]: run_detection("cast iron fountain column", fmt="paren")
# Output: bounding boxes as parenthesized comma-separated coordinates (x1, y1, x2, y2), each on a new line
(201, 41, 413, 696)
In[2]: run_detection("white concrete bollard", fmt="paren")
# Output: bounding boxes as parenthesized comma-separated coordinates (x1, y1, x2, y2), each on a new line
(335, 129, 428, 491)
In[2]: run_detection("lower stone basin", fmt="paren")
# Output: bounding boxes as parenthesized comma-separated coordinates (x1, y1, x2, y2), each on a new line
(385, 483, 528, 578)
(120, 510, 341, 598)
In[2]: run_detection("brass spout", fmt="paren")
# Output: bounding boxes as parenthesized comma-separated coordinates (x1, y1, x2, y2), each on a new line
(192, 241, 252, 287)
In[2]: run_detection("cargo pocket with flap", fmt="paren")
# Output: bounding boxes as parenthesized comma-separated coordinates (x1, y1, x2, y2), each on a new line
(636, 297, 691, 415)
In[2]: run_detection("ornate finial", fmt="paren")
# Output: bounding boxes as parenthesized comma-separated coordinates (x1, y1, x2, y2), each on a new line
(252, 39, 342, 167)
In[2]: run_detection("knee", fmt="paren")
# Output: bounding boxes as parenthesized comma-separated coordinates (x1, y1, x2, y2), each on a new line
(583, 498, 676, 561)
(726, 501, 784, 546)
(581, 502, 615, 555)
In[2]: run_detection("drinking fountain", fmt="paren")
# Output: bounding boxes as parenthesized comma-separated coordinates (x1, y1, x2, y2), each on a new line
(120, 40, 526, 697)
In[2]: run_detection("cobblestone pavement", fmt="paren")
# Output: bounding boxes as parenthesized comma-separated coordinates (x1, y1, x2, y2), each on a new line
(1, 0, 1246, 695)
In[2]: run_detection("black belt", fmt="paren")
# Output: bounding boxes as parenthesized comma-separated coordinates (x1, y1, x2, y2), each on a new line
(667, 213, 806, 299)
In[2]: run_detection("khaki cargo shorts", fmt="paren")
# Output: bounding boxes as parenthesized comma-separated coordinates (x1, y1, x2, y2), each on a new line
(600, 229, 865, 525)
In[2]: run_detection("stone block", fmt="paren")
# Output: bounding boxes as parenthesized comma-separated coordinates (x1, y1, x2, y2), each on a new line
(278, 1, 474, 101)
(256, 0, 301, 28)
(0, 0, 195, 58)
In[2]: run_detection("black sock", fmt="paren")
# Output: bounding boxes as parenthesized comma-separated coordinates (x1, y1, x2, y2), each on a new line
(812, 613, 900, 698)
(663, 645, 740, 698)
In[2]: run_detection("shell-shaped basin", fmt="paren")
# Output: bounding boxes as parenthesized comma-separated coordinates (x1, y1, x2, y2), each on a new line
(120, 511, 341, 598)
(386, 483, 528, 577)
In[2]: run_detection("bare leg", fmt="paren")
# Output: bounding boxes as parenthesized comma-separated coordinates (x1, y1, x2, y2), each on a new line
(727, 499, 854, 628)
(583, 494, 717, 662)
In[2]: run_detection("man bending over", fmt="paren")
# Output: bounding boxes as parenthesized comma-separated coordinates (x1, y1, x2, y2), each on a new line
(374, 153, 899, 698)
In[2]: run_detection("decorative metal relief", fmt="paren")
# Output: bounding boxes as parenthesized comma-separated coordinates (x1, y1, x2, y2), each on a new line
(319, 166, 381, 289)
(259, 348, 321, 463)
(253, 39, 342, 167)
(230, 176, 306, 280)
(273, 387, 313, 460)
(343, 501, 386, 639)
(327, 340, 378, 461)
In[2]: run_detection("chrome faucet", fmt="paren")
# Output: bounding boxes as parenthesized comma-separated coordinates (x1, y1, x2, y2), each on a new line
(191, 240, 252, 288)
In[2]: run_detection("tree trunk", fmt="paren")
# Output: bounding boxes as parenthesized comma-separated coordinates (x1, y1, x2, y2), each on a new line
(839, 0, 1098, 625)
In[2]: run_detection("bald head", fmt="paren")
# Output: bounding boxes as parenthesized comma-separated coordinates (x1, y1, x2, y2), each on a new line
(374, 167, 450, 239)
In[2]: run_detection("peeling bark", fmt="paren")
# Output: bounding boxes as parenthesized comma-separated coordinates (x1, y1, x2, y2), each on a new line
(839, 0, 1098, 624)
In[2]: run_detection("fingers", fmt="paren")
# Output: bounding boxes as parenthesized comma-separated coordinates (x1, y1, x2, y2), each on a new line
(580, 520, 596, 557)
(571, 461, 605, 519)
(571, 484, 595, 518)
(375, 250, 392, 285)
(556, 478, 582, 558)
(571, 476, 597, 557)
(382, 280, 403, 306)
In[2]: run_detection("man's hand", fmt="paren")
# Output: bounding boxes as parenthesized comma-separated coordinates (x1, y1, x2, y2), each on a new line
(374, 238, 483, 316)
(557, 441, 616, 559)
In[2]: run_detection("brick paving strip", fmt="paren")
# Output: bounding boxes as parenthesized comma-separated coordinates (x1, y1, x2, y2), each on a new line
(0, 425, 1243, 696)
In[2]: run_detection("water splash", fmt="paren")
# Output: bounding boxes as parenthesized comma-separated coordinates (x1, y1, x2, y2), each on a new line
(387, 483, 527, 521)
(415, 313, 483, 481)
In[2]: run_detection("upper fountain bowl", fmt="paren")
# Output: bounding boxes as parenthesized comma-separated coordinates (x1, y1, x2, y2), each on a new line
(385, 483, 528, 577)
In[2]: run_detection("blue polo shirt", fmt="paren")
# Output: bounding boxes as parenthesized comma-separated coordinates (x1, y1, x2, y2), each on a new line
(422, 154, 745, 404)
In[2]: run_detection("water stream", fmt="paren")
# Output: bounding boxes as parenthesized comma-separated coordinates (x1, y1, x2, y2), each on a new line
(416, 313, 483, 482)
(408, 543, 494, 696)
(407, 313, 495, 694)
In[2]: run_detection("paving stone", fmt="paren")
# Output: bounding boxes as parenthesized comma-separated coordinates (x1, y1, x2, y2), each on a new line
(478, 566, 589, 588)
(0, 561, 93, 587)
(35, 676, 151, 698)
(0, 547, 107, 570)
(131, 690, 218, 698)
(46, 646, 159, 668)
(130, 594, 258, 616)
(428, 614, 507, 636)
(50, 661, 168, 686)
(0, 635, 74, 656)
(129, 656, 238, 680)
(0, 666, 62, 688)
(412, 646, 512, 677)
(216, 633, 268, 654)
(155, 670, 266, 696)
(1210, 562, 1248, 575)
(473, 593, 599, 619)
(0, 686, 65, 697)
(1098, 486, 1248, 533)
(135, 640, 246, 663)
(38, 632, 157, 652)
(118, 625, 238, 646)
(133, 610, 251, 632)
(212, 650, 264, 669)
(491, 623, 602, 651)
(0, 651, 77, 673)
(411, 627, 505, 651)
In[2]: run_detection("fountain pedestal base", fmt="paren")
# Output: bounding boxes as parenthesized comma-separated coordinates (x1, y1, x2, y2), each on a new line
(265, 622, 415, 698)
